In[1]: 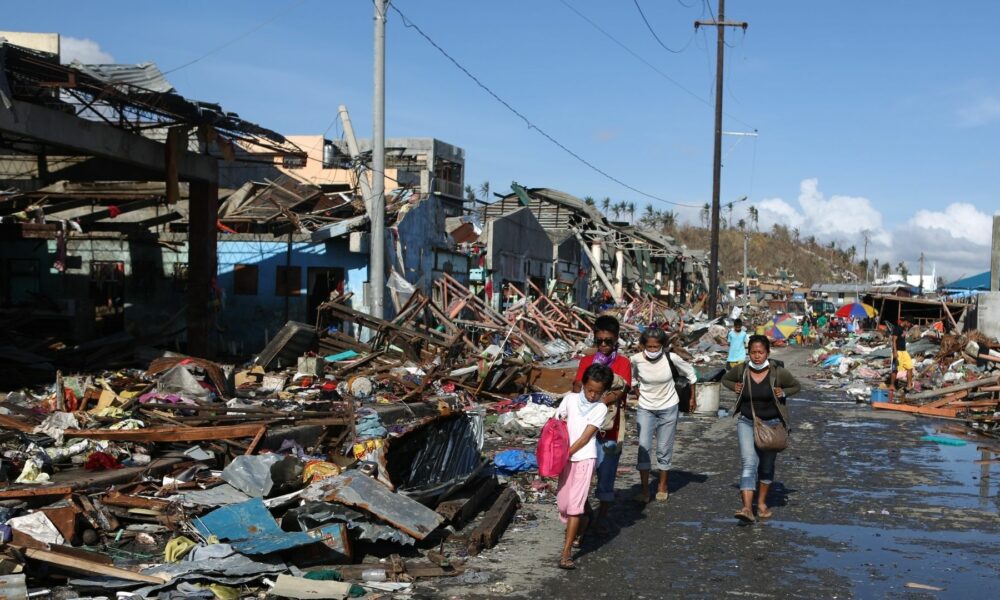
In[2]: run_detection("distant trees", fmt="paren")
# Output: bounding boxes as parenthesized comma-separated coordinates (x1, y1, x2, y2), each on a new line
(897, 261, 908, 279)
(747, 206, 759, 231)
(478, 181, 490, 202)
(601, 197, 611, 216)
(626, 202, 636, 224)
(879, 263, 891, 279)
(584, 196, 596, 207)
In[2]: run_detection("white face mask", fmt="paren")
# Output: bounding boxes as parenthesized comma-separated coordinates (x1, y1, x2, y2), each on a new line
(748, 358, 770, 371)
(644, 349, 664, 361)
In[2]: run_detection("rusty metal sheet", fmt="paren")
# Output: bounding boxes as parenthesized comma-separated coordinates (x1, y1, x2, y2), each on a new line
(302, 473, 444, 540)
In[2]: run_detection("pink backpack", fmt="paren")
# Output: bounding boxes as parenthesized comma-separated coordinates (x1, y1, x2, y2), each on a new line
(537, 417, 570, 478)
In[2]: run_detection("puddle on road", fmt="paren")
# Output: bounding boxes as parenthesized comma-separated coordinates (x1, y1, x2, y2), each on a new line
(770, 521, 999, 597)
(908, 426, 1000, 511)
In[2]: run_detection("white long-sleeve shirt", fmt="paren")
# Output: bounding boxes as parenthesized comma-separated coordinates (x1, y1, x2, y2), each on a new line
(630, 351, 697, 411)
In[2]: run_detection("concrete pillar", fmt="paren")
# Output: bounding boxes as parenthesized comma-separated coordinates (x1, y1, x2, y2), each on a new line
(991, 215, 1000, 292)
(187, 179, 219, 358)
(615, 248, 625, 299)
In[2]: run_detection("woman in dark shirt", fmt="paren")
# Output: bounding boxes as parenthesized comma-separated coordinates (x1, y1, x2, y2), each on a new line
(722, 335, 802, 523)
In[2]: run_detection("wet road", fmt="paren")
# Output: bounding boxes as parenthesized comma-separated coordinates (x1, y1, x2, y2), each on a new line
(430, 346, 1000, 599)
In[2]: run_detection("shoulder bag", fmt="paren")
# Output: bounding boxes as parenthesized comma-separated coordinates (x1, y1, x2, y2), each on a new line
(667, 353, 692, 413)
(747, 369, 788, 452)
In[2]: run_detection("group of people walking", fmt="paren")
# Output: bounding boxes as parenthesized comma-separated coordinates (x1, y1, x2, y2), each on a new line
(551, 316, 801, 569)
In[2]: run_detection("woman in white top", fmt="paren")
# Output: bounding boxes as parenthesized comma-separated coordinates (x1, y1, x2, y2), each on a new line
(631, 327, 697, 503)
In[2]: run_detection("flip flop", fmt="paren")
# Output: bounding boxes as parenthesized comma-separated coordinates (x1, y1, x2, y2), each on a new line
(734, 508, 756, 523)
(558, 557, 576, 570)
(655, 491, 669, 502)
(757, 507, 773, 519)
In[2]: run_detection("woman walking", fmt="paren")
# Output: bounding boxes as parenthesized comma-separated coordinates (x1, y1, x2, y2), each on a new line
(722, 335, 801, 522)
(631, 327, 697, 503)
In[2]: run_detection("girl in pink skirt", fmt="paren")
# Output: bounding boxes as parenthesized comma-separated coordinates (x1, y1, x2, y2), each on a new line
(554, 363, 613, 569)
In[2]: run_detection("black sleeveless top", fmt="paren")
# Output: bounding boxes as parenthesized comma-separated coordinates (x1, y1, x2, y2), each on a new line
(739, 370, 780, 420)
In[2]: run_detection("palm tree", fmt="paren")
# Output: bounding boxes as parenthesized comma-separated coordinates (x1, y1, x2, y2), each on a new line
(747, 206, 759, 231)
(660, 210, 676, 232)
(726, 203, 734, 229)
(601, 197, 611, 216)
(897, 261, 908, 279)
(478, 181, 490, 202)
(792, 227, 800, 242)
(626, 202, 636, 225)
(847, 245, 856, 263)
(737, 218, 746, 231)
(612, 202, 623, 221)
(642, 204, 656, 227)
(584, 196, 596, 207)
(701, 203, 711, 228)
(879, 263, 891, 279)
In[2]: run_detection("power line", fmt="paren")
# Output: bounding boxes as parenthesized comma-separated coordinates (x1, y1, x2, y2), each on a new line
(632, 0, 695, 54)
(557, 0, 755, 130)
(390, 3, 702, 209)
(163, 0, 308, 75)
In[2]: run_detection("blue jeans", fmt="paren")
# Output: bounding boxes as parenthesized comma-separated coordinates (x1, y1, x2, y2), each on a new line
(737, 415, 778, 490)
(595, 439, 622, 502)
(636, 405, 678, 472)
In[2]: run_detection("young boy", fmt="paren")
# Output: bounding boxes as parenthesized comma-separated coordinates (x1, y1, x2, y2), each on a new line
(727, 319, 749, 369)
(572, 316, 631, 533)
(555, 363, 612, 570)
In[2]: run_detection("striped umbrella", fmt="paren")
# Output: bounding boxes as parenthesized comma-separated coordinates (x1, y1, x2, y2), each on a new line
(834, 302, 876, 319)
(766, 313, 799, 341)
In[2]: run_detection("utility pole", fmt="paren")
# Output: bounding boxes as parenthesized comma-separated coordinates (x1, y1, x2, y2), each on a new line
(370, 0, 387, 319)
(742, 228, 750, 306)
(861, 229, 871, 283)
(918, 252, 925, 295)
(696, 0, 747, 319)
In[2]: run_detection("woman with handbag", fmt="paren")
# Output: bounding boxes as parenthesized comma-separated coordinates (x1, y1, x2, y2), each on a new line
(631, 326, 697, 503)
(722, 335, 801, 523)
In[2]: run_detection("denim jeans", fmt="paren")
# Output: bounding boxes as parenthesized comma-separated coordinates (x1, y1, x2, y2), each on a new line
(595, 439, 622, 502)
(636, 405, 678, 472)
(736, 414, 778, 490)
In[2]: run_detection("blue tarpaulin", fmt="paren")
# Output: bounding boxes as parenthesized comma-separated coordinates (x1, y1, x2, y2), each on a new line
(493, 449, 538, 475)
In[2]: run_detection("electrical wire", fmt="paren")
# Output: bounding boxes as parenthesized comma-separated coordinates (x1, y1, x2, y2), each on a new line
(162, 0, 308, 75)
(390, 3, 701, 208)
(558, 0, 754, 131)
(632, 0, 695, 54)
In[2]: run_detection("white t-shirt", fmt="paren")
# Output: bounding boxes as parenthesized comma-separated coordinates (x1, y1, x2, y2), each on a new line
(555, 392, 608, 462)
(631, 351, 697, 411)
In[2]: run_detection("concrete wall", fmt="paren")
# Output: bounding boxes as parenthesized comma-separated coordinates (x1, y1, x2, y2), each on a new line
(393, 194, 469, 303)
(978, 292, 1000, 340)
(214, 235, 368, 353)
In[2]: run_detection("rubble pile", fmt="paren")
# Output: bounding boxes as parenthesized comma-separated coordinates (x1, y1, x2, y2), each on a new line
(806, 322, 1000, 436)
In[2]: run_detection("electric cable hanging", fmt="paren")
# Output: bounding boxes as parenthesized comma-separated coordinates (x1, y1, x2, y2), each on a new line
(163, 0, 307, 75)
(558, 0, 755, 130)
(390, 3, 701, 208)
(632, 0, 695, 54)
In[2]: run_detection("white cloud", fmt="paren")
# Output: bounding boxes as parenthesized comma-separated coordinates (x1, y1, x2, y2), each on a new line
(907, 203, 994, 247)
(957, 96, 1000, 127)
(746, 178, 992, 282)
(60, 36, 114, 65)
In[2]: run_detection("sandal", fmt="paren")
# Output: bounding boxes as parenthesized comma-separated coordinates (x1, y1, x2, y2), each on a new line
(655, 491, 669, 502)
(734, 507, 756, 523)
(757, 506, 773, 519)
(558, 557, 576, 570)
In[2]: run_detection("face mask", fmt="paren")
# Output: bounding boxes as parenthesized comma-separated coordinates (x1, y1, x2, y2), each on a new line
(748, 358, 770, 371)
(644, 349, 663, 361)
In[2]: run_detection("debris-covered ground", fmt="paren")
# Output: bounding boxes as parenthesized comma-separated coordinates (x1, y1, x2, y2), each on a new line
(430, 346, 1000, 599)
(2, 291, 998, 598)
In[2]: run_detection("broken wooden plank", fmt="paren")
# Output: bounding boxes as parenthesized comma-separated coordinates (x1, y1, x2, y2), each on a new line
(24, 547, 167, 584)
(0, 485, 73, 500)
(436, 476, 498, 527)
(871, 402, 961, 418)
(904, 376, 999, 401)
(466, 486, 520, 556)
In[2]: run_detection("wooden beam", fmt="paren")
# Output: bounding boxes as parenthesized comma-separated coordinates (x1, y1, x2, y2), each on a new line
(904, 376, 999, 401)
(466, 486, 519, 556)
(24, 547, 167, 584)
(871, 402, 960, 418)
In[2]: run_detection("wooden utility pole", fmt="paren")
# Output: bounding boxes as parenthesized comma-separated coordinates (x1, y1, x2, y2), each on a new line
(696, 0, 747, 318)
(918, 252, 925, 295)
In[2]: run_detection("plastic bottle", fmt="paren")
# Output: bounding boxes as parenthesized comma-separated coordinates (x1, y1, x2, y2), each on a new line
(361, 568, 387, 582)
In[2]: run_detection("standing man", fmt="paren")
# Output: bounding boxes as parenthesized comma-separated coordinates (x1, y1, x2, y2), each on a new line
(886, 318, 914, 391)
(727, 318, 749, 369)
(572, 315, 631, 533)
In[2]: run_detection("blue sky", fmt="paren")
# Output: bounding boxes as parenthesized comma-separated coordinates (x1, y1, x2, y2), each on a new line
(8, 1, 1000, 280)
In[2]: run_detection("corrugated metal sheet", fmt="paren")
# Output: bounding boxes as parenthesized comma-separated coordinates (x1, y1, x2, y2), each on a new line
(71, 61, 175, 93)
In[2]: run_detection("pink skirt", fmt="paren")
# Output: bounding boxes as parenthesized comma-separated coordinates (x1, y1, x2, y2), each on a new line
(556, 458, 595, 523)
